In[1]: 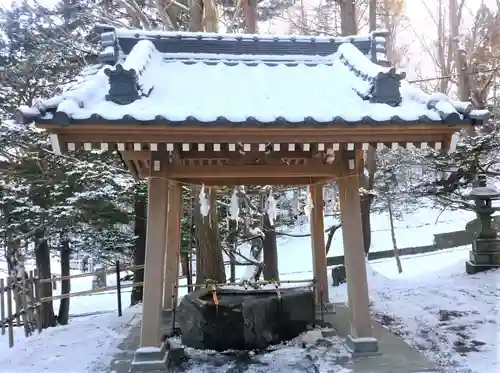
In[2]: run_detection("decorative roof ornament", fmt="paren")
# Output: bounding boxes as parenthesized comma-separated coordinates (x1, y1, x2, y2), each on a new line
(369, 67, 406, 107)
(104, 64, 140, 105)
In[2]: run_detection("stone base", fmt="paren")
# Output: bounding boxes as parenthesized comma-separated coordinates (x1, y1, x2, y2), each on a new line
(344, 334, 381, 357)
(465, 260, 500, 275)
(472, 238, 500, 253)
(130, 343, 168, 372)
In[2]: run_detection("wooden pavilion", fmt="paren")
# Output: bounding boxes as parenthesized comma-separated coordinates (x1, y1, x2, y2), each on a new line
(17, 25, 488, 362)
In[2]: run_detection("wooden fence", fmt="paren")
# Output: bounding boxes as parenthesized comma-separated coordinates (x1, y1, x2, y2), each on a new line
(0, 261, 145, 348)
(1, 261, 315, 349)
(0, 269, 41, 348)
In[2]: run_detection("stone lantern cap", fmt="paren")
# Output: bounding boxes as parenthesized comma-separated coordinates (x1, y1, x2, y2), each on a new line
(467, 186, 500, 200)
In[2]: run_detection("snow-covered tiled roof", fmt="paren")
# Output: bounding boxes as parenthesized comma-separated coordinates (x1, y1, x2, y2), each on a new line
(17, 26, 489, 127)
(95, 24, 386, 63)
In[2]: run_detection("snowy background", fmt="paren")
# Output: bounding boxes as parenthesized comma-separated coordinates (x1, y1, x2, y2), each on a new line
(0, 208, 498, 373)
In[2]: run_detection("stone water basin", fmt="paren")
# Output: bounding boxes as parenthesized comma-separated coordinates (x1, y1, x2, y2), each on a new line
(177, 286, 315, 351)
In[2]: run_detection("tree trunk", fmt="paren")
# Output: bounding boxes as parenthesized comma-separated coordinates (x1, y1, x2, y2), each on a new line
(35, 229, 56, 329)
(369, 0, 377, 31)
(190, 0, 203, 31)
(194, 187, 225, 284)
(202, 0, 218, 32)
(228, 219, 237, 283)
(131, 194, 146, 306)
(449, 0, 471, 135)
(338, 0, 357, 35)
(57, 238, 71, 325)
(387, 196, 402, 273)
(361, 147, 376, 255)
(181, 252, 193, 292)
(325, 223, 342, 255)
(262, 214, 279, 281)
(242, 0, 258, 33)
(360, 195, 374, 255)
(181, 254, 189, 276)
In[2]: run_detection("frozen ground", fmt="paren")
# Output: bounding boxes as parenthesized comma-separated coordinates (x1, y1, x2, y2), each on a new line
(0, 208, 497, 372)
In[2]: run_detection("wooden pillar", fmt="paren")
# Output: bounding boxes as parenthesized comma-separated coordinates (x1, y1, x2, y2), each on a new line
(139, 176, 169, 348)
(163, 182, 182, 310)
(310, 184, 328, 303)
(338, 173, 373, 339)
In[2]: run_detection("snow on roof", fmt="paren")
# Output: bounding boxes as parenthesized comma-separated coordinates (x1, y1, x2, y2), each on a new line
(114, 26, 373, 42)
(17, 32, 488, 127)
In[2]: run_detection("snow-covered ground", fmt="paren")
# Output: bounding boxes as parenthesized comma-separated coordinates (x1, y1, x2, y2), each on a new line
(0, 207, 498, 372)
(335, 247, 500, 372)
(0, 305, 140, 373)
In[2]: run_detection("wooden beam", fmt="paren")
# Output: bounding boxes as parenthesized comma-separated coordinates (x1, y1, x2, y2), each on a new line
(52, 124, 465, 145)
(121, 150, 317, 163)
(171, 176, 335, 186)
(167, 164, 335, 179)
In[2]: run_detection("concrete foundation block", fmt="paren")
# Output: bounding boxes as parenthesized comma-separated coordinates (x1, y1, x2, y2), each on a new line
(345, 334, 381, 357)
(130, 343, 168, 372)
(465, 260, 500, 275)
(472, 238, 500, 254)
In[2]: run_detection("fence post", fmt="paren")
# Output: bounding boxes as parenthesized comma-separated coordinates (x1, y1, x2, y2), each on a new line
(20, 276, 30, 337)
(116, 260, 122, 317)
(6, 278, 14, 347)
(13, 278, 21, 327)
(28, 270, 35, 334)
(33, 269, 42, 334)
(0, 278, 5, 336)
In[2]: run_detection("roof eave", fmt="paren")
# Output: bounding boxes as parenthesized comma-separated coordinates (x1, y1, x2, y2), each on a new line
(33, 114, 473, 128)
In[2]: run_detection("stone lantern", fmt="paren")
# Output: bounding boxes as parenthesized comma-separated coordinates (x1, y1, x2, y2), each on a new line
(465, 175, 500, 274)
